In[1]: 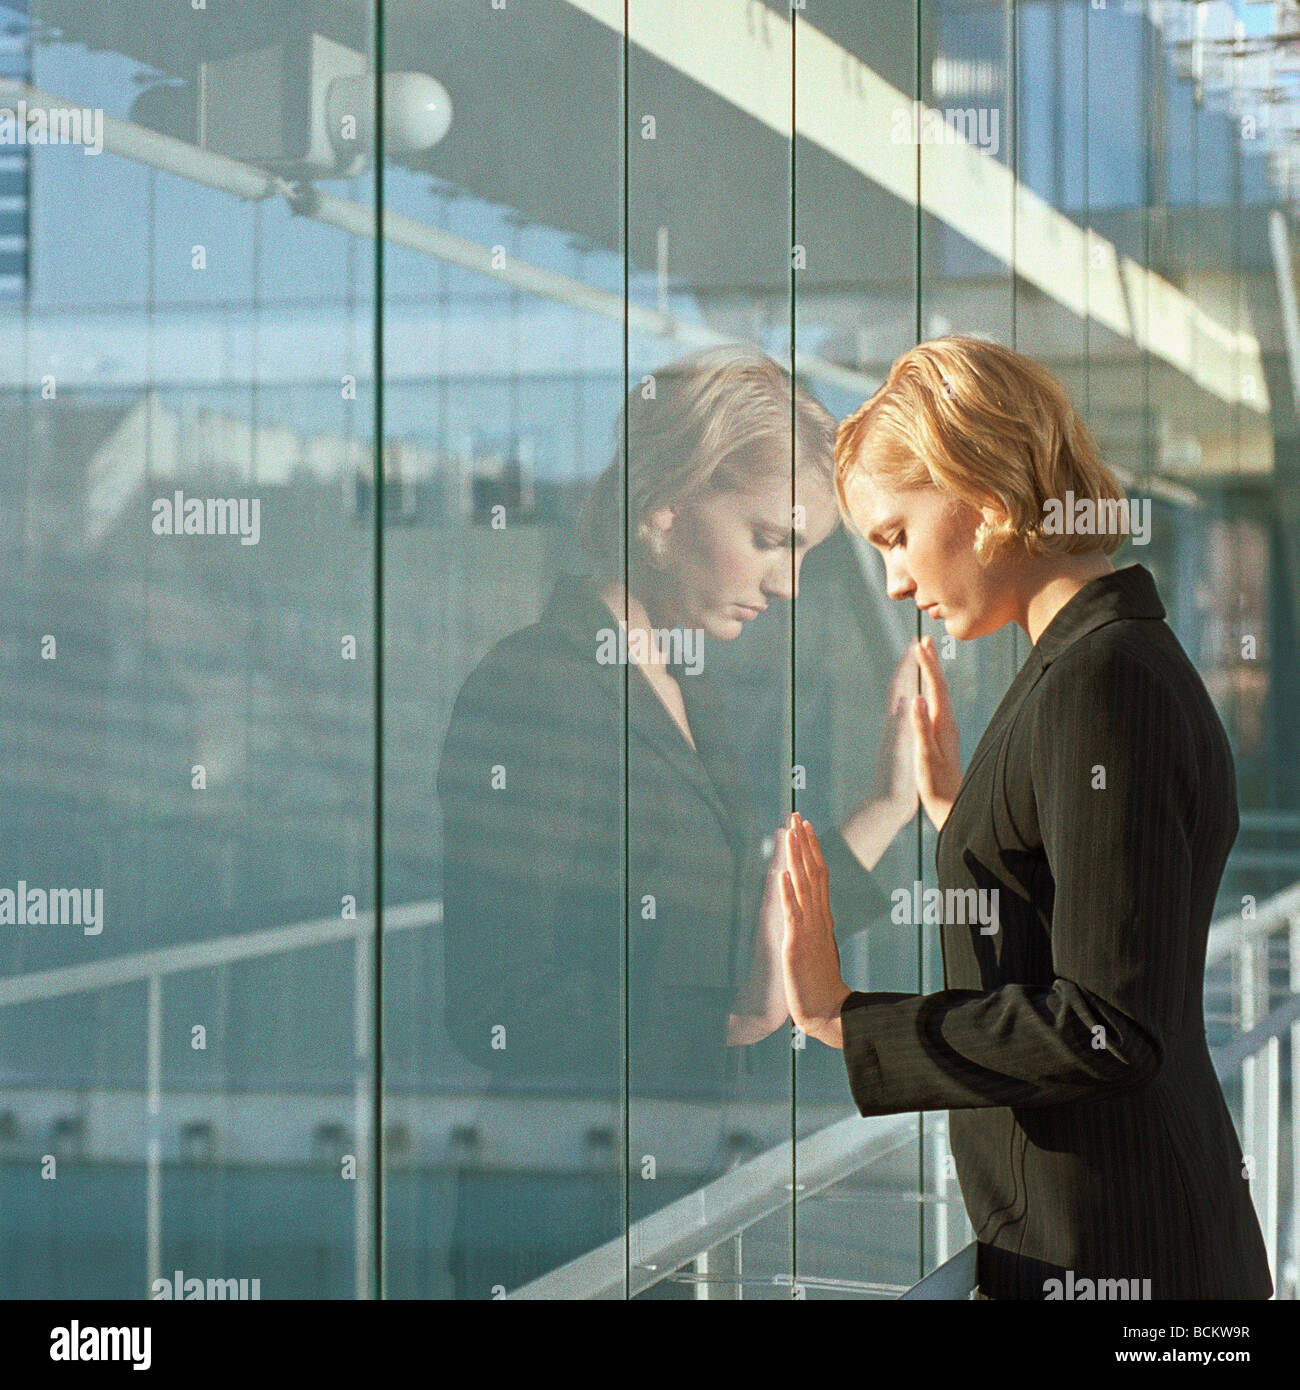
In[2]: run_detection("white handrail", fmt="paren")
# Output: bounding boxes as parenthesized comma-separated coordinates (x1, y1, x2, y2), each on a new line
(1206, 882, 1300, 967)
(0, 899, 440, 1008)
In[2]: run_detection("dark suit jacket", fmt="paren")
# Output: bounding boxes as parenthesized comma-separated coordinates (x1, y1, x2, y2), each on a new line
(437, 569, 890, 1100)
(839, 563, 1273, 1300)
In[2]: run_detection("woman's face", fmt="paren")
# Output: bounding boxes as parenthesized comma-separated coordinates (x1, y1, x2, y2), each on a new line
(843, 470, 1022, 641)
(642, 466, 841, 640)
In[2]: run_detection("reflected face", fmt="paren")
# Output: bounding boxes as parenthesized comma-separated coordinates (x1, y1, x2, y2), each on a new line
(844, 471, 1020, 641)
(644, 467, 841, 639)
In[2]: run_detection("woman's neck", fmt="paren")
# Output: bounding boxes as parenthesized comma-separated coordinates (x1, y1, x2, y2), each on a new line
(1020, 552, 1117, 645)
(596, 577, 666, 638)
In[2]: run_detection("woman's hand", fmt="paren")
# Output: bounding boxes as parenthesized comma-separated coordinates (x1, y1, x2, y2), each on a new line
(912, 635, 962, 833)
(779, 813, 851, 1049)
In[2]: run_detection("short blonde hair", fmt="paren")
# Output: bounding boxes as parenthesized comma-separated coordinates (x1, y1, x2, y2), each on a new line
(577, 344, 837, 576)
(835, 335, 1126, 563)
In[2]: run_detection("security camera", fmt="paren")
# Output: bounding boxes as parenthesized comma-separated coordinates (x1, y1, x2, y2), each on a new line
(131, 32, 451, 179)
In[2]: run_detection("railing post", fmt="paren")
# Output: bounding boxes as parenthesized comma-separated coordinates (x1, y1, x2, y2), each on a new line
(1291, 913, 1300, 1298)
(145, 973, 162, 1298)
(694, 1233, 742, 1300)
(929, 1112, 949, 1271)
(1240, 932, 1276, 1280)
(353, 929, 373, 1299)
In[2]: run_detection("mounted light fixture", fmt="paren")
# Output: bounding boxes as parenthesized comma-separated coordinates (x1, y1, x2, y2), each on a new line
(131, 30, 452, 180)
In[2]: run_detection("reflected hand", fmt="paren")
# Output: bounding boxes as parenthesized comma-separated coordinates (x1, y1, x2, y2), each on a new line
(870, 646, 923, 825)
(912, 635, 962, 833)
(727, 825, 793, 1045)
(779, 813, 850, 1049)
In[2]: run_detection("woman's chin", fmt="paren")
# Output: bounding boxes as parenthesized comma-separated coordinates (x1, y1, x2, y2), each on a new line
(706, 616, 743, 641)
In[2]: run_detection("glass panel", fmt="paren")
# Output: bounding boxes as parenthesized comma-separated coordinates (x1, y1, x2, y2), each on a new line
(620, 0, 799, 1301)
(790, 0, 928, 1298)
(0, 0, 379, 1297)
(396, 0, 628, 1299)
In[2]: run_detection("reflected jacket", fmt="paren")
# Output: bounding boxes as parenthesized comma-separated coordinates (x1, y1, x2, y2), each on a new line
(839, 563, 1273, 1300)
(437, 570, 889, 1100)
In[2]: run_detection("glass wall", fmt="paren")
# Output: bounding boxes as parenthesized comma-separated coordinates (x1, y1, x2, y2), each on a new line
(0, 0, 1293, 1299)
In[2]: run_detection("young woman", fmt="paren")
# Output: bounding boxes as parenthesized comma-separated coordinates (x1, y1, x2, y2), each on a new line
(779, 335, 1274, 1301)
(436, 344, 916, 1295)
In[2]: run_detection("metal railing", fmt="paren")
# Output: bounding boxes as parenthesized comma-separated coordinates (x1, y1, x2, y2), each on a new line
(0, 882, 1296, 1300)
(0, 898, 439, 1300)
(513, 880, 1300, 1299)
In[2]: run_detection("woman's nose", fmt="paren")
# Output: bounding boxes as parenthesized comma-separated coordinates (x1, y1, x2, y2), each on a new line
(885, 561, 915, 603)
(763, 552, 804, 602)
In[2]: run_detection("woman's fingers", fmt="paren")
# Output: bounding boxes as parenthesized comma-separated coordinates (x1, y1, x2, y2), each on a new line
(800, 819, 830, 914)
(785, 817, 829, 920)
(785, 824, 810, 910)
(779, 869, 800, 927)
(915, 692, 953, 808)
(915, 635, 951, 721)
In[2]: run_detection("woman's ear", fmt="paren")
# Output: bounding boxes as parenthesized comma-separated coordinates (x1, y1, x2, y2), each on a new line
(647, 504, 676, 535)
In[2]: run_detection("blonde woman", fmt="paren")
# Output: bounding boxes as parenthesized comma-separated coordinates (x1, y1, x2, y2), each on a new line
(779, 335, 1273, 1301)
(437, 344, 915, 1295)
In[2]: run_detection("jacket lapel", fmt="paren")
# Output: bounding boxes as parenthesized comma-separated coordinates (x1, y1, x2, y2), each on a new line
(938, 564, 1165, 850)
(542, 572, 751, 849)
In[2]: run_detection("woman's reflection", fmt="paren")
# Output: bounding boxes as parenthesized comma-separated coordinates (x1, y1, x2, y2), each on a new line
(436, 345, 915, 1296)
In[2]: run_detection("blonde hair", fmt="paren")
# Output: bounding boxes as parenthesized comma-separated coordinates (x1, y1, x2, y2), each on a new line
(834, 335, 1126, 563)
(577, 344, 837, 577)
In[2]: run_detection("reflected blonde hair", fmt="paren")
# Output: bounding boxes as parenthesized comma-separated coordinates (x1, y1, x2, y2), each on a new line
(577, 344, 837, 578)
(834, 335, 1125, 563)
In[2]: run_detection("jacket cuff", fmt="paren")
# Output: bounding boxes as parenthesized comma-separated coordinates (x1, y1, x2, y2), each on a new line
(839, 990, 915, 1117)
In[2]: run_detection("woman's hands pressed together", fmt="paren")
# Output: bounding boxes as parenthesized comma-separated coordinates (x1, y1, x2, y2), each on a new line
(779, 812, 851, 1049)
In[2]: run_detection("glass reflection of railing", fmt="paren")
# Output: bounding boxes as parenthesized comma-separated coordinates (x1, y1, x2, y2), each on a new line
(513, 882, 1300, 1301)
(0, 900, 439, 1300)
(1, 883, 1295, 1300)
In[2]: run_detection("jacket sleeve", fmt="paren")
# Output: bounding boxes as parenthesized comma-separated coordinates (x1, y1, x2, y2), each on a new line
(437, 643, 622, 1080)
(839, 638, 1195, 1115)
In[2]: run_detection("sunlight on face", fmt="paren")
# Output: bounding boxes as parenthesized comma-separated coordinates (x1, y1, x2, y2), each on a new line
(647, 467, 841, 639)
(843, 471, 1018, 641)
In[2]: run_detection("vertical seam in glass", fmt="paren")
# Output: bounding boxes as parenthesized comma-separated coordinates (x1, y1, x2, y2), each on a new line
(1010, 0, 1019, 678)
(789, 0, 799, 1299)
(622, 0, 632, 1304)
(1010, 0, 1018, 356)
(1084, 0, 1091, 426)
(371, 0, 386, 1302)
(1143, 4, 1152, 497)
(914, 0, 925, 1288)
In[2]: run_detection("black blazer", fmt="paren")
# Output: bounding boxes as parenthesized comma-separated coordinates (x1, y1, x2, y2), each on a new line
(839, 563, 1273, 1299)
(437, 570, 889, 1101)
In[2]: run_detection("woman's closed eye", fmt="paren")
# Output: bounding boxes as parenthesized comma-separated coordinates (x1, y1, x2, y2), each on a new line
(754, 529, 792, 552)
